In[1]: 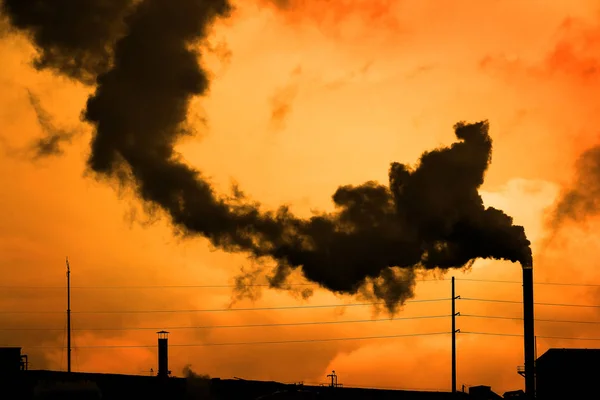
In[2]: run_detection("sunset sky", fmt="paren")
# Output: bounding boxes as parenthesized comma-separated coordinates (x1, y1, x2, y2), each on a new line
(2, 0, 600, 395)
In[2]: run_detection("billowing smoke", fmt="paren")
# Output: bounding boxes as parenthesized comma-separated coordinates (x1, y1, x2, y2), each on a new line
(548, 146, 600, 231)
(1, 0, 532, 312)
(256, 120, 532, 311)
(183, 365, 211, 400)
(1, 0, 137, 84)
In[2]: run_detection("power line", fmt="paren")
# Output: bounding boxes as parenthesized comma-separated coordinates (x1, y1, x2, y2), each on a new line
(4, 313, 599, 332)
(461, 331, 600, 341)
(0, 279, 447, 289)
(0, 284, 313, 289)
(457, 278, 600, 287)
(5, 331, 449, 349)
(0, 297, 448, 314)
(461, 314, 600, 325)
(4, 296, 600, 315)
(6, 330, 600, 350)
(2, 277, 599, 289)
(460, 297, 600, 308)
(0, 314, 448, 331)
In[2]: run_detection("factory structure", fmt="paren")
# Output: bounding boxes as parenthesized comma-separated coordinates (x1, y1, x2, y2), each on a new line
(1, 263, 598, 399)
(1, 334, 598, 399)
(2, 336, 472, 399)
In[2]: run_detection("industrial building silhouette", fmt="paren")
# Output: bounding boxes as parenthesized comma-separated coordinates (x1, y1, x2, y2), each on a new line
(535, 348, 600, 399)
(1, 331, 598, 399)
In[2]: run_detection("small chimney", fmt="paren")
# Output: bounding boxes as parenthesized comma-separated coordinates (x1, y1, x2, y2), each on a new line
(157, 331, 169, 378)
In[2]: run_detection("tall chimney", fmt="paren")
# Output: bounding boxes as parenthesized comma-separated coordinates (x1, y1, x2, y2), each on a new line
(522, 266, 535, 399)
(157, 331, 169, 379)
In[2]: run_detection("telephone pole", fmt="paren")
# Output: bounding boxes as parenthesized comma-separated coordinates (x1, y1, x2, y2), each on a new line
(66, 257, 72, 373)
(451, 277, 460, 394)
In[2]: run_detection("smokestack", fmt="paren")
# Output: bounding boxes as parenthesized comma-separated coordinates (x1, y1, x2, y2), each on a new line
(157, 331, 169, 379)
(522, 265, 535, 399)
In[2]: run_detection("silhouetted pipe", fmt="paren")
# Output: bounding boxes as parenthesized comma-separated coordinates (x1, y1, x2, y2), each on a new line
(522, 266, 535, 399)
(157, 331, 169, 378)
(66, 257, 72, 373)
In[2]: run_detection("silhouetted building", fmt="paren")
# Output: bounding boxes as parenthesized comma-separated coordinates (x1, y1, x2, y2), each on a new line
(33, 379, 102, 400)
(502, 389, 524, 399)
(3, 370, 186, 400)
(3, 339, 480, 400)
(468, 385, 502, 400)
(210, 377, 471, 399)
(535, 348, 600, 400)
(0, 347, 23, 375)
(1, 369, 481, 400)
(256, 389, 322, 399)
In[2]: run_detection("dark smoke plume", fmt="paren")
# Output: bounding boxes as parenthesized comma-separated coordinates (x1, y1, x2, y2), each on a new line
(1, 1, 532, 312)
(547, 146, 600, 230)
(183, 365, 211, 399)
(255, 121, 532, 311)
(1, 0, 137, 84)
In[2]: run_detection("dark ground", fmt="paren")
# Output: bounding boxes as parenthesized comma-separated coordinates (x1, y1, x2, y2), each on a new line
(0, 370, 472, 400)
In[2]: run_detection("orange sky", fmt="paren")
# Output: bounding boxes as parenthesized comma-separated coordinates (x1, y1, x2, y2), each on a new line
(1, 0, 600, 395)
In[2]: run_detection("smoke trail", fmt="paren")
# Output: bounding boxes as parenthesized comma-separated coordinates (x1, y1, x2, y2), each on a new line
(547, 146, 600, 231)
(253, 121, 532, 311)
(1, 1, 532, 312)
(26, 90, 76, 159)
(1, 0, 288, 248)
(82, 0, 292, 254)
(1, 0, 137, 84)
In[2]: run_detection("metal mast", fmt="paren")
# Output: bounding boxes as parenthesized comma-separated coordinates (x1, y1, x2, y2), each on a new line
(66, 257, 72, 373)
(451, 277, 460, 393)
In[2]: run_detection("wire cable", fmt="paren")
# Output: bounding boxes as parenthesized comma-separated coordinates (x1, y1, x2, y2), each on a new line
(461, 331, 600, 341)
(461, 314, 600, 325)
(7, 330, 600, 350)
(0, 284, 314, 289)
(0, 297, 449, 314)
(2, 277, 600, 289)
(0, 314, 448, 331)
(457, 278, 600, 287)
(0, 279, 446, 289)
(3, 331, 449, 349)
(461, 314, 600, 324)
(5, 313, 600, 332)
(459, 297, 600, 308)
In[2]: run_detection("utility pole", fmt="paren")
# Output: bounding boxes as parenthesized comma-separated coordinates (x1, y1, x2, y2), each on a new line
(451, 277, 460, 394)
(66, 257, 72, 373)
